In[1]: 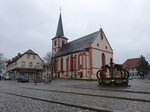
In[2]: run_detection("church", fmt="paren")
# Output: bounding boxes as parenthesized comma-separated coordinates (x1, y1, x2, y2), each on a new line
(52, 13, 113, 79)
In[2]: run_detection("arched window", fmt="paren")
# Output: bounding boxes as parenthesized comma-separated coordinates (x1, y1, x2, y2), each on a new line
(66, 57, 69, 76)
(78, 54, 80, 69)
(102, 53, 106, 66)
(74, 55, 76, 71)
(70, 55, 73, 71)
(60, 58, 63, 71)
(78, 54, 82, 69)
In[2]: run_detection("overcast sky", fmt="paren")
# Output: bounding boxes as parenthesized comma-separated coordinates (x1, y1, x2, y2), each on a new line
(0, 0, 150, 63)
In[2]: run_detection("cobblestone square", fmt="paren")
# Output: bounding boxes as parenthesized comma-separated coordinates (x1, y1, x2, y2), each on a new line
(0, 79, 150, 112)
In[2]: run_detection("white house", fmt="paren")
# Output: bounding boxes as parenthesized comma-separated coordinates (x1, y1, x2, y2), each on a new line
(6, 49, 44, 80)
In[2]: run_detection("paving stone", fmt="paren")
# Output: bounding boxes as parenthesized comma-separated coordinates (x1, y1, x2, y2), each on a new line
(0, 79, 150, 112)
(0, 91, 96, 112)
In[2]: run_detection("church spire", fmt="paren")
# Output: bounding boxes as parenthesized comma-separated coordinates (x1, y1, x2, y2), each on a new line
(55, 12, 64, 37)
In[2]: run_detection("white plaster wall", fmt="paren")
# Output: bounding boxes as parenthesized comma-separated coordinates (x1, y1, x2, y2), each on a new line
(17, 54, 43, 69)
(91, 31, 113, 78)
(92, 50, 103, 68)
(92, 51, 113, 76)
(7, 54, 43, 72)
(92, 32, 113, 52)
(92, 32, 113, 68)
(52, 38, 67, 56)
(59, 38, 67, 47)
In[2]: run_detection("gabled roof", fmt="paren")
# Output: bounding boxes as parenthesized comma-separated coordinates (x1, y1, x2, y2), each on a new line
(123, 58, 140, 69)
(54, 31, 99, 57)
(25, 49, 37, 55)
(6, 49, 43, 66)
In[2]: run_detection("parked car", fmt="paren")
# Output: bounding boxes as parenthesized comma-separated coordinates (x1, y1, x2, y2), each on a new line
(18, 76, 29, 82)
(4, 75, 11, 80)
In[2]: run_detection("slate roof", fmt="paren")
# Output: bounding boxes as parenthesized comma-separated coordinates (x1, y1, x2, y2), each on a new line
(54, 31, 100, 57)
(123, 58, 140, 69)
(56, 13, 64, 37)
(52, 13, 68, 40)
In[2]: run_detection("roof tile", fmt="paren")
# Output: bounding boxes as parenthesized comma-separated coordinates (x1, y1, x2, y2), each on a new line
(54, 31, 99, 57)
(123, 58, 140, 69)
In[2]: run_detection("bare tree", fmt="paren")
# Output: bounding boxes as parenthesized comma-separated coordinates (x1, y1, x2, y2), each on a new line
(43, 51, 53, 82)
(44, 51, 52, 68)
(0, 53, 5, 74)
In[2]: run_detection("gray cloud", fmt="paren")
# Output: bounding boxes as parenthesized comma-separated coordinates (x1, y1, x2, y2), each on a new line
(0, 0, 150, 63)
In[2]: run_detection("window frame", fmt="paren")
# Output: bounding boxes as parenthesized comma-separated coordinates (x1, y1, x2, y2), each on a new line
(27, 54, 30, 59)
(33, 55, 36, 59)
(21, 61, 25, 67)
(29, 62, 33, 68)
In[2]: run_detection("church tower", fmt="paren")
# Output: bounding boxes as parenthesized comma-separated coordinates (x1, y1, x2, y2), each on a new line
(52, 12, 68, 57)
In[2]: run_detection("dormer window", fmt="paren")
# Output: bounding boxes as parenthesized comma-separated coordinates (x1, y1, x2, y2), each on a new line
(13, 62, 17, 67)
